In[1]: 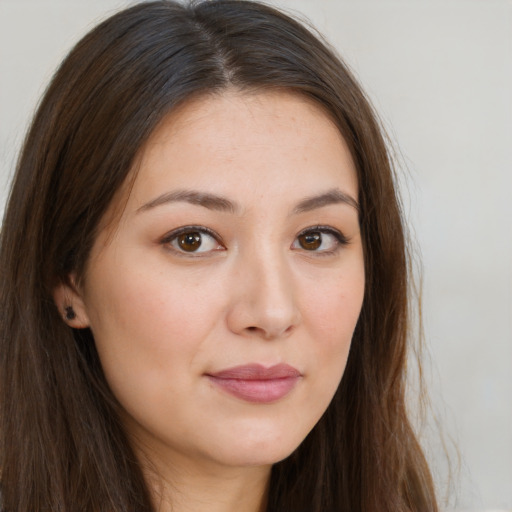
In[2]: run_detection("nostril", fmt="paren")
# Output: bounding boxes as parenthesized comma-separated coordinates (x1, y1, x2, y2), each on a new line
(244, 324, 295, 339)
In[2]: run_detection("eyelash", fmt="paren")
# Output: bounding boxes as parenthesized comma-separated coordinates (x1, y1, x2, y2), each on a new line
(160, 225, 224, 257)
(294, 225, 350, 256)
(160, 225, 349, 257)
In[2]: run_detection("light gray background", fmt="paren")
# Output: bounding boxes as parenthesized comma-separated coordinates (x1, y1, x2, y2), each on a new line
(0, 1, 510, 510)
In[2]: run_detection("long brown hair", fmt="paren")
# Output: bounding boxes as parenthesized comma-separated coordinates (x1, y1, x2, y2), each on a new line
(0, 1, 437, 510)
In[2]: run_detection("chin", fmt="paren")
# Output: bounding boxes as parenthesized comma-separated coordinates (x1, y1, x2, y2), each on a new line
(206, 426, 308, 469)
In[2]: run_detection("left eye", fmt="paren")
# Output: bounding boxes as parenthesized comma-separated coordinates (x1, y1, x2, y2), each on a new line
(292, 228, 345, 253)
(164, 228, 223, 254)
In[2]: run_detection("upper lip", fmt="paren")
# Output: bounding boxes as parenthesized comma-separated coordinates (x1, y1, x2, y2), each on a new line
(207, 363, 301, 380)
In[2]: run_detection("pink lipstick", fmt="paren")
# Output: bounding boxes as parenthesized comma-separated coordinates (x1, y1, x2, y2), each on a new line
(206, 364, 301, 403)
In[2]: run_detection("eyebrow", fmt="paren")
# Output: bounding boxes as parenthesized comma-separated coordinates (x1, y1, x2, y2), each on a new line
(292, 188, 359, 214)
(137, 187, 359, 215)
(137, 190, 239, 214)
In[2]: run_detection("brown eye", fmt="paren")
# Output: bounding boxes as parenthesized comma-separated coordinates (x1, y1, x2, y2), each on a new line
(292, 227, 346, 254)
(298, 232, 322, 250)
(177, 232, 202, 252)
(166, 228, 223, 255)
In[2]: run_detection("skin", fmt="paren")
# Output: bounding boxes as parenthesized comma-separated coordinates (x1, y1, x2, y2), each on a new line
(56, 90, 365, 512)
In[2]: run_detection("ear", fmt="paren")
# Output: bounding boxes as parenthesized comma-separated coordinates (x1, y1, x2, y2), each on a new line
(53, 275, 91, 329)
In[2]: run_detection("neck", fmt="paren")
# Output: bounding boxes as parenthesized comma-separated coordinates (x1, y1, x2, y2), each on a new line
(139, 447, 271, 512)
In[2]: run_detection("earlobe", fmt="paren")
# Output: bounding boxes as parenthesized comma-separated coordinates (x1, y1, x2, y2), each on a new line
(53, 275, 91, 329)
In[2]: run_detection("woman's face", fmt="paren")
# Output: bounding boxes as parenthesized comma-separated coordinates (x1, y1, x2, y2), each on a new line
(66, 91, 365, 473)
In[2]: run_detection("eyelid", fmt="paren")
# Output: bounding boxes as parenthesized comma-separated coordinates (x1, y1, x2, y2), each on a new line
(159, 224, 349, 257)
(160, 225, 225, 255)
(297, 225, 349, 243)
(293, 225, 350, 253)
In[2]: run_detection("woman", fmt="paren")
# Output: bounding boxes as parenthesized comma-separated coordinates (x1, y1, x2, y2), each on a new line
(0, 1, 438, 511)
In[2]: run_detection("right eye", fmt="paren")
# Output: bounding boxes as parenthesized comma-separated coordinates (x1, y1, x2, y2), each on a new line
(162, 227, 224, 255)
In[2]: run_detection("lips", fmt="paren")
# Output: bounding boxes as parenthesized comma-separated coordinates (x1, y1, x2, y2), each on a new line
(206, 363, 302, 403)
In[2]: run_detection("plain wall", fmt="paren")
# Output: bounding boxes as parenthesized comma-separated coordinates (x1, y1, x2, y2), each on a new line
(1, 1, 511, 510)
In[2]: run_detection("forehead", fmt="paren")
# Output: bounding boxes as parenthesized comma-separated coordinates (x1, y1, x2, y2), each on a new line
(128, 90, 358, 208)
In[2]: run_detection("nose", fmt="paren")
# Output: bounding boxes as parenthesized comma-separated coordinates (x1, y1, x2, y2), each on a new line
(225, 248, 301, 340)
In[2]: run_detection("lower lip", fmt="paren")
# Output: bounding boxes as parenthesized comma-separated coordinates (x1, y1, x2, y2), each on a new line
(207, 376, 300, 403)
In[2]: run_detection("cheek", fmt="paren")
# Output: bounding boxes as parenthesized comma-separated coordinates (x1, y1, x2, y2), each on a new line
(81, 257, 226, 425)
(303, 270, 364, 344)
(80, 263, 230, 438)
(299, 264, 364, 396)
(85, 259, 223, 360)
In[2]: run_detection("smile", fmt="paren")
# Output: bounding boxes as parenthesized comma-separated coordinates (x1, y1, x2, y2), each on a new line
(206, 363, 302, 403)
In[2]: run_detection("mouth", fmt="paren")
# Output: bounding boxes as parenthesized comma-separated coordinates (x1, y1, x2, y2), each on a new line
(205, 363, 302, 403)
